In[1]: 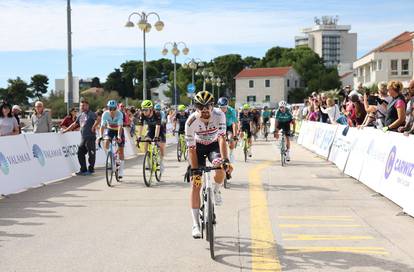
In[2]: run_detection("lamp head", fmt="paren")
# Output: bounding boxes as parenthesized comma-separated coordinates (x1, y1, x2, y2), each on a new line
(154, 20, 164, 31)
(182, 47, 189, 55)
(161, 48, 168, 56)
(138, 19, 147, 30)
(144, 23, 152, 33)
(125, 21, 134, 28)
(172, 47, 180, 56)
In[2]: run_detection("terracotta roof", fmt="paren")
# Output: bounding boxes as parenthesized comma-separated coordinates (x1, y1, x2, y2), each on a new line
(234, 67, 292, 79)
(340, 71, 353, 79)
(362, 31, 413, 58)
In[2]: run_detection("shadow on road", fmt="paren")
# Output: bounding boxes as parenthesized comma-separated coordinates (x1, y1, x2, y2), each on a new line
(213, 236, 414, 271)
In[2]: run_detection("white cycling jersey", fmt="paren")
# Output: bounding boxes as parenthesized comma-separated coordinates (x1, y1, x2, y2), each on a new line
(185, 108, 226, 147)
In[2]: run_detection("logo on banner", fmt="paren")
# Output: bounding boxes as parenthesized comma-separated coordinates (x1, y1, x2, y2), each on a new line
(32, 144, 46, 166)
(385, 146, 397, 179)
(0, 152, 10, 175)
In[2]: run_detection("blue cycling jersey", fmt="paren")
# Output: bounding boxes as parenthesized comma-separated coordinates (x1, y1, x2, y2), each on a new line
(101, 110, 123, 130)
(225, 106, 238, 127)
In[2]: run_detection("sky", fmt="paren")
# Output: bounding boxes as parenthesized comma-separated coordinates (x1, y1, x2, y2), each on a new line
(1, 0, 414, 89)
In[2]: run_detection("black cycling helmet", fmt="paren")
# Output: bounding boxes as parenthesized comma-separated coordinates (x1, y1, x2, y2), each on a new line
(194, 91, 214, 105)
(217, 97, 229, 107)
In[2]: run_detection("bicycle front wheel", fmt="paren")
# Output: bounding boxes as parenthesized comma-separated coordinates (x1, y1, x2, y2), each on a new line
(105, 152, 114, 187)
(207, 188, 215, 259)
(143, 151, 153, 187)
(176, 140, 182, 162)
(154, 151, 162, 182)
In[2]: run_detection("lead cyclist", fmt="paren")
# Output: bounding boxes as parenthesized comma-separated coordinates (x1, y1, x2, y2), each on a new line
(185, 91, 234, 239)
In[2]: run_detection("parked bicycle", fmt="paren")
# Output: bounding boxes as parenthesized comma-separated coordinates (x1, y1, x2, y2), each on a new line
(137, 139, 162, 187)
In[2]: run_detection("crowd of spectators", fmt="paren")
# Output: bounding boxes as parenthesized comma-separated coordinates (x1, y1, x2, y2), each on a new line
(297, 79, 414, 136)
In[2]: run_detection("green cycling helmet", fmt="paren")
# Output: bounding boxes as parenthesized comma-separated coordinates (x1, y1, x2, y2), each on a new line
(141, 100, 153, 109)
(178, 104, 186, 111)
(242, 103, 250, 110)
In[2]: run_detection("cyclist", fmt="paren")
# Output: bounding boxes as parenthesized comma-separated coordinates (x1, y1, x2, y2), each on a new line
(173, 104, 189, 136)
(274, 101, 293, 161)
(136, 100, 166, 173)
(238, 103, 254, 157)
(217, 97, 238, 163)
(186, 91, 233, 239)
(261, 106, 272, 135)
(251, 107, 261, 138)
(98, 100, 126, 179)
(154, 103, 167, 134)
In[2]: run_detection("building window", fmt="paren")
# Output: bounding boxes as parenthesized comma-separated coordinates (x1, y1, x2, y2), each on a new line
(247, 96, 256, 102)
(249, 80, 254, 88)
(372, 61, 377, 71)
(401, 59, 409, 75)
(287, 79, 290, 87)
(378, 60, 382, 70)
(295, 80, 298, 87)
(390, 60, 398, 75)
(265, 95, 270, 102)
(265, 79, 270, 87)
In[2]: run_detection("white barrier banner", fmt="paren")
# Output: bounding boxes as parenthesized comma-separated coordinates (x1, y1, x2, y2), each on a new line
(377, 132, 414, 215)
(343, 128, 372, 180)
(358, 129, 392, 193)
(311, 122, 338, 158)
(297, 121, 309, 145)
(0, 135, 39, 195)
(328, 126, 358, 171)
(301, 122, 317, 150)
(24, 133, 73, 184)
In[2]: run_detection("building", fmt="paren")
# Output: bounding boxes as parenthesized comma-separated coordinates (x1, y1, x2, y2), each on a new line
(234, 67, 301, 108)
(295, 16, 357, 87)
(151, 83, 171, 105)
(353, 31, 414, 88)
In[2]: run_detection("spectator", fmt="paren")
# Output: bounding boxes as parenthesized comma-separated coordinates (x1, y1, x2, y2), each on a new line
(320, 98, 341, 124)
(12, 105, 22, 134)
(95, 109, 104, 135)
(31, 101, 52, 133)
(63, 99, 98, 175)
(348, 94, 366, 126)
(302, 100, 310, 119)
(398, 102, 414, 135)
(0, 101, 19, 136)
(361, 93, 377, 128)
(307, 104, 319, 121)
(405, 80, 414, 118)
(384, 80, 406, 132)
(60, 107, 78, 130)
(318, 93, 329, 123)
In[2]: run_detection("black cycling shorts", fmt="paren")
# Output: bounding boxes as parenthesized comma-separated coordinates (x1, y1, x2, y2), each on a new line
(241, 125, 252, 138)
(277, 121, 291, 136)
(146, 129, 166, 143)
(196, 142, 221, 167)
(263, 117, 270, 124)
(104, 129, 125, 147)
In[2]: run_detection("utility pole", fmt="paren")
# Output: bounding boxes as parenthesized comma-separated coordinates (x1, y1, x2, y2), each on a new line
(67, 0, 73, 114)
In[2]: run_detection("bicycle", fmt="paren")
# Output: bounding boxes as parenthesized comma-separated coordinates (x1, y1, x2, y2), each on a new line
(191, 165, 231, 260)
(101, 138, 121, 187)
(262, 121, 270, 141)
(137, 139, 162, 187)
(279, 132, 287, 167)
(241, 132, 250, 162)
(175, 131, 188, 162)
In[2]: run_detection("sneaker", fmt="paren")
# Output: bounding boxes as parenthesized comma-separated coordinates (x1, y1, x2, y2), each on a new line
(214, 188, 223, 206)
(192, 225, 201, 239)
(88, 168, 95, 174)
(75, 171, 90, 176)
(286, 150, 291, 162)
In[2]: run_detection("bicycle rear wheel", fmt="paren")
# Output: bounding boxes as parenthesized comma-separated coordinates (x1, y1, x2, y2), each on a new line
(206, 188, 215, 259)
(154, 152, 162, 182)
(243, 139, 248, 162)
(176, 139, 182, 162)
(280, 138, 286, 167)
(143, 151, 153, 187)
(105, 152, 114, 187)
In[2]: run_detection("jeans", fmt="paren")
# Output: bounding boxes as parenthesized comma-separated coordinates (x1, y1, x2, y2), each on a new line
(78, 137, 96, 172)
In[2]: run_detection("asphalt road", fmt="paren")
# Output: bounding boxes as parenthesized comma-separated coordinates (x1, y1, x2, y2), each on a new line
(1, 139, 414, 272)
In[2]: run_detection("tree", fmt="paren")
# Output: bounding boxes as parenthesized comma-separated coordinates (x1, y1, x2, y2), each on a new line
(91, 77, 102, 88)
(211, 54, 245, 97)
(243, 56, 260, 68)
(30, 74, 49, 100)
(1, 77, 33, 105)
(104, 69, 126, 98)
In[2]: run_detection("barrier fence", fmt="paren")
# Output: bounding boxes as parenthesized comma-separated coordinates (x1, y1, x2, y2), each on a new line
(298, 121, 414, 217)
(0, 128, 178, 196)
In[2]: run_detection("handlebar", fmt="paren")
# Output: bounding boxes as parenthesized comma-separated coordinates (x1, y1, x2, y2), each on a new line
(191, 164, 232, 180)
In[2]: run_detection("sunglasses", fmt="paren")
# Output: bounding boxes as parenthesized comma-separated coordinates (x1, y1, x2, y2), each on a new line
(195, 103, 212, 111)
(142, 108, 151, 112)
(219, 106, 228, 109)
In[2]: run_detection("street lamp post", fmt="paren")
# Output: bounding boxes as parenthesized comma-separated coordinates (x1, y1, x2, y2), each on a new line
(182, 58, 204, 85)
(125, 11, 164, 101)
(162, 42, 189, 107)
(66, 0, 73, 115)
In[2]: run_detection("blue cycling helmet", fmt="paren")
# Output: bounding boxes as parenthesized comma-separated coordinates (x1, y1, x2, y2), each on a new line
(217, 97, 229, 107)
(107, 100, 117, 108)
(154, 104, 161, 111)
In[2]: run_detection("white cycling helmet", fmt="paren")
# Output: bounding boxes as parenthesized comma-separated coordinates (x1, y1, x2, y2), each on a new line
(279, 101, 287, 108)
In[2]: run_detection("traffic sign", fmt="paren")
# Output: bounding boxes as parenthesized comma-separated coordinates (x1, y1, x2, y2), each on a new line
(187, 83, 196, 93)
